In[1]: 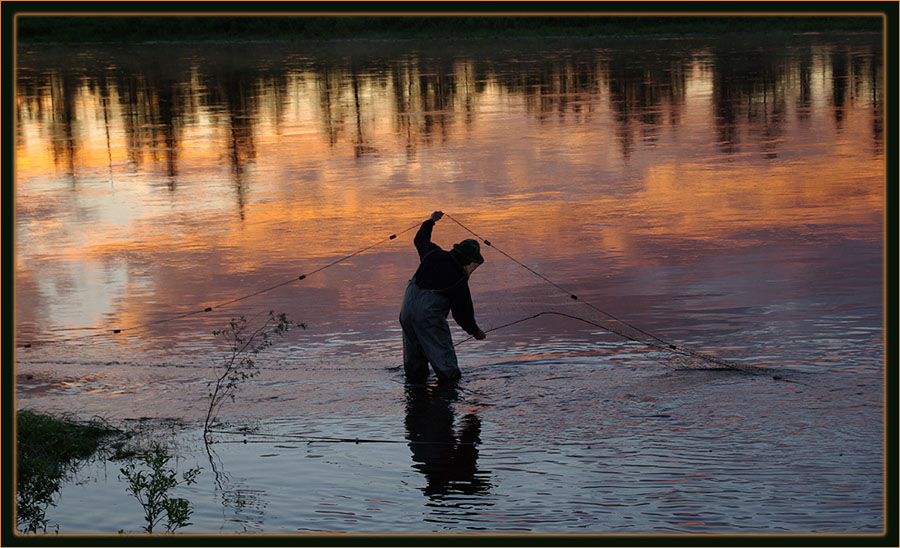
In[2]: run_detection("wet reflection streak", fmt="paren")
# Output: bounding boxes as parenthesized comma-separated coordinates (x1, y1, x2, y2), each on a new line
(404, 384, 491, 501)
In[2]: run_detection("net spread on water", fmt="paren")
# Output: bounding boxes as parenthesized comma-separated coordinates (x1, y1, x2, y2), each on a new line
(18, 213, 765, 374)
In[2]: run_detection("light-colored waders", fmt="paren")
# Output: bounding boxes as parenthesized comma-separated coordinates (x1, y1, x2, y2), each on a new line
(399, 280, 461, 383)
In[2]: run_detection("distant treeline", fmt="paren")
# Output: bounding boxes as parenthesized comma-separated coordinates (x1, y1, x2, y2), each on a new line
(16, 15, 882, 43)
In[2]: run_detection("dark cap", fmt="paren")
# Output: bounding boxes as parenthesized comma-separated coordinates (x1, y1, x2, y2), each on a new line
(451, 239, 484, 265)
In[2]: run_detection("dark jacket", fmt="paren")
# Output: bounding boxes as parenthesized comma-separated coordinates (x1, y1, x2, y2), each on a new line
(411, 220, 481, 335)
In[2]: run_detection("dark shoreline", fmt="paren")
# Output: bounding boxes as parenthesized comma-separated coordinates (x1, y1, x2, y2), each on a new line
(15, 15, 883, 44)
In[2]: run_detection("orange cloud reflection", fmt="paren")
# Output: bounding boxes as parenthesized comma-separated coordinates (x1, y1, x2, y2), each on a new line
(15, 38, 884, 343)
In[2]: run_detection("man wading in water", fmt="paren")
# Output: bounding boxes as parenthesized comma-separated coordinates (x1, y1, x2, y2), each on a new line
(400, 211, 486, 384)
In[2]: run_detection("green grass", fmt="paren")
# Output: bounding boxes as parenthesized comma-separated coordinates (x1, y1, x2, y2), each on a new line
(16, 409, 120, 462)
(16, 410, 127, 533)
(15, 15, 882, 44)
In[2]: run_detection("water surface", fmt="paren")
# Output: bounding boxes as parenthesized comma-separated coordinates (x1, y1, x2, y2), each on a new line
(14, 32, 884, 535)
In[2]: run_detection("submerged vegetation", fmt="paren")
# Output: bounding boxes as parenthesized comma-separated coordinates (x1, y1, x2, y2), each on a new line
(15, 312, 300, 534)
(16, 411, 201, 535)
(205, 311, 304, 438)
(119, 445, 201, 534)
(15, 15, 882, 44)
(15, 410, 125, 533)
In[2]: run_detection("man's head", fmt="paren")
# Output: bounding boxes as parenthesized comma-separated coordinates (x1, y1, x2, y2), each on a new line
(452, 239, 484, 274)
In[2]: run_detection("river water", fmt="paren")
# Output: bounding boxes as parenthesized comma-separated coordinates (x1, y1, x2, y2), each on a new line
(14, 32, 884, 535)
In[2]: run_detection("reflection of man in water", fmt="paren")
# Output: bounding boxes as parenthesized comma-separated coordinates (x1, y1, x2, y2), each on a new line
(405, 384, 491, 499)
(400, 210, 486, 384)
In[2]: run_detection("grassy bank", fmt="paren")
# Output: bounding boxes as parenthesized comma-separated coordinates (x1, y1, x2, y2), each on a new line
(16, 410, 128, 533)
(15, 15, 882, 44)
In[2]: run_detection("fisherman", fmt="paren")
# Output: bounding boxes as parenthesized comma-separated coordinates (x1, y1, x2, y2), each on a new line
(400, 211, 486, 384)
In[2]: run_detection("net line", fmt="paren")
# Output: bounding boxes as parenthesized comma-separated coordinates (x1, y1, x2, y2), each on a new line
(444, 213, 760, 373)
(19, 213, 762, 374)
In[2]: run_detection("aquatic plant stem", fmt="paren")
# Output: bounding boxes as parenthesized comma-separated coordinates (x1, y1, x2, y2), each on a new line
(204, 312, 304, 439)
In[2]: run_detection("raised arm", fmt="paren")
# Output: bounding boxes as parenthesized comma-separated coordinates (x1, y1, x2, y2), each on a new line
(413, 211, 443, 259)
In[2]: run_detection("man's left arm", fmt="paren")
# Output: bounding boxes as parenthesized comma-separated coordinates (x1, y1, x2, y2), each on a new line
(450, 284, 484, 338)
